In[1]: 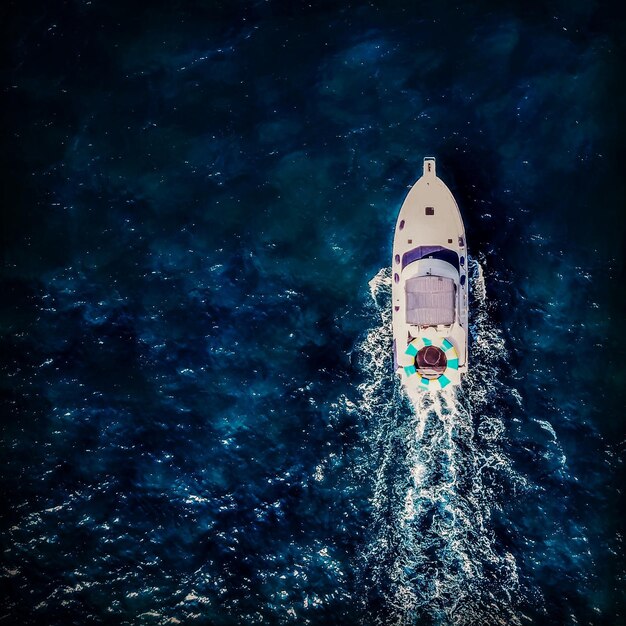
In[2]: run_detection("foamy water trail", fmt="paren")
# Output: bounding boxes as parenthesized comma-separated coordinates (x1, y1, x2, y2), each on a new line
(355, 259, 531, 625)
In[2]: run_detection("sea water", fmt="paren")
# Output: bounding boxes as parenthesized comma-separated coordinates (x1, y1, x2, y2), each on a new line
(1, 1, 624, 625)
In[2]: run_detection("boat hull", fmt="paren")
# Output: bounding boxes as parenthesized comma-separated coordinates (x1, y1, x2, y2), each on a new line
(392, 158, 468, 392)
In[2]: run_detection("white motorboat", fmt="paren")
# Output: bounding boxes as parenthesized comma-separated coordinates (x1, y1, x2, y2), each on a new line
(392, 158, 468, 391)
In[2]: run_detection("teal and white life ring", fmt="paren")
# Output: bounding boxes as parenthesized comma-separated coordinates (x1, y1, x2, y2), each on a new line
(399, 336, 461, 389)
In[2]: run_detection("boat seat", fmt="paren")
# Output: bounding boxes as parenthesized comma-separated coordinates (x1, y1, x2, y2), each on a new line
(405, 275, 455, 326)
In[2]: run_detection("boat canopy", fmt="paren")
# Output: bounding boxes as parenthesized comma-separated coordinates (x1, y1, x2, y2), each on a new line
(405, 276, 456, 326)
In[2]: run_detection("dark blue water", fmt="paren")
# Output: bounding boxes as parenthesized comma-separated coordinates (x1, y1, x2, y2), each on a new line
(1, 1, 625, 624)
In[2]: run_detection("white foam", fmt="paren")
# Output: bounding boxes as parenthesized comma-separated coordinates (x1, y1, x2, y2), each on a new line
(354, 258, 529, 625)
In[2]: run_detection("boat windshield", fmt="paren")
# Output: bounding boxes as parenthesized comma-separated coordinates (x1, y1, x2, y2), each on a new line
(402, 246, 459, 271)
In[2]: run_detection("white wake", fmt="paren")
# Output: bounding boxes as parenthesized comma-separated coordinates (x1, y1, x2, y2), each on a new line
(354, 258, 529, 625)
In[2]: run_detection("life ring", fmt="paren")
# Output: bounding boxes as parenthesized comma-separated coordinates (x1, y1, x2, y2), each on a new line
(399, 336, 460, 389)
